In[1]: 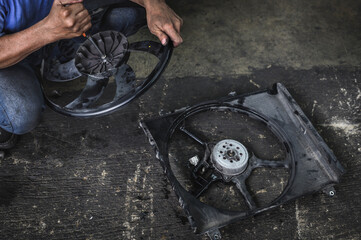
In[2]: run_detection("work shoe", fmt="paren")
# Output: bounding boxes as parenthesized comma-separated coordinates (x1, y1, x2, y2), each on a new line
(0, 128, 18, 150)
(57, 39, 82, 64)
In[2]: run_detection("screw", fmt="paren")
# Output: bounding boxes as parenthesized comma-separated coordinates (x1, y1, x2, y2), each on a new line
(226, 150, 235, 157)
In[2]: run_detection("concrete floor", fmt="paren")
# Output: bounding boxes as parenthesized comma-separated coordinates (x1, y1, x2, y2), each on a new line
(167, 0, 361, 77)
(1, 0, 360, 239)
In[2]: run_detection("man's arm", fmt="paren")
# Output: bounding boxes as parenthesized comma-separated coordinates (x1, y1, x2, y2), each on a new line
(0, 0, 91, 69)
(130, 0, 183, 47)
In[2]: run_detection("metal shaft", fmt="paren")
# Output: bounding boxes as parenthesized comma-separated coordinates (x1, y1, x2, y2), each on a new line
(87, 36, 107, 59)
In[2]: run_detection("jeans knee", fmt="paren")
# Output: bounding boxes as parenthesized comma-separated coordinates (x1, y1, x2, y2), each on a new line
(101, 7, 146, 36)
(0, 95, 44, 135)
(0, 63, 44, 135)
(15, 99, 44, 135)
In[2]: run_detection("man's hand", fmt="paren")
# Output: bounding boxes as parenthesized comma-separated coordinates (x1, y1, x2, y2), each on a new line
(43, 0, 92, 42)
(132, 0, 183, 47)
(0, 0, 92, 68)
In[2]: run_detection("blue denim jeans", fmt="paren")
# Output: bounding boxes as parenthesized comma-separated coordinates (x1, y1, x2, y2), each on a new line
(0, 6, 146, 135)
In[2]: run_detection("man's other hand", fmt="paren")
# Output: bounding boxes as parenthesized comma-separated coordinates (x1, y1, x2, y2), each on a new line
(44, 0, 92, 41)
(145, 1, 183, 47)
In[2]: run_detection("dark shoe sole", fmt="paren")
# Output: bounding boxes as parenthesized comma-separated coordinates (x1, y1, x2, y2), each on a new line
(0, 134, 18, 150)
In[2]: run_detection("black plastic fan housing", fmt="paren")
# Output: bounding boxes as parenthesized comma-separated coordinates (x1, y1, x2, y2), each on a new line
(42, 29, 173, 118)
(140, 83, 345, 239)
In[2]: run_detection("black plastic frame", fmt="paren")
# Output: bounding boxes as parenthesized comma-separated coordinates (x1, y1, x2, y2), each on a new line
(43, 39, 172, 118)
(140, 83, 345, 238)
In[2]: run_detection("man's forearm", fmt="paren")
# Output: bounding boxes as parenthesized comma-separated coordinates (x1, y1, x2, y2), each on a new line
(130, 0, 165, 8)
(130, 0, 183, 47)
(0, 0, 91, 69)
(0, 20, 54, 69)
